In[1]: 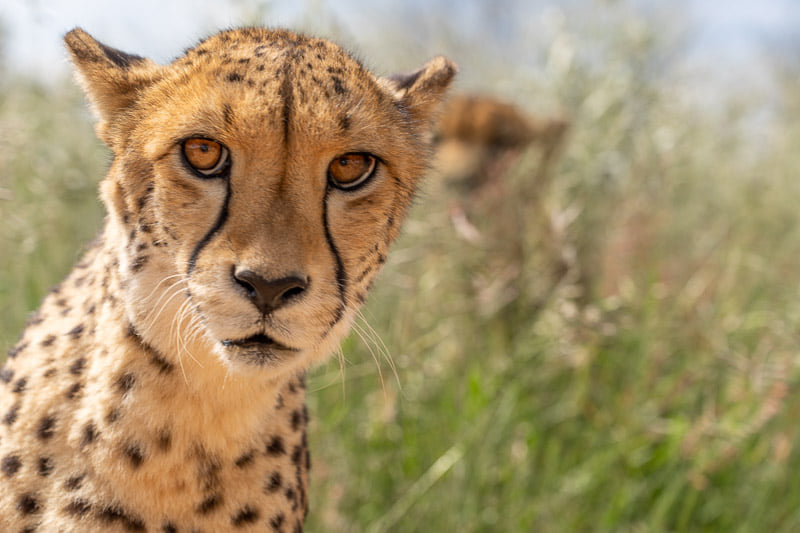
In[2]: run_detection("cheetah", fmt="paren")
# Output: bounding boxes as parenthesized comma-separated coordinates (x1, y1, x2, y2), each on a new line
(434, 94, 569, 189)
(0, 27, 455, 531)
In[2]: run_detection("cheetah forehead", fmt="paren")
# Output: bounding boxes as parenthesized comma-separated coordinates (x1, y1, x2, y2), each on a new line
(65, 27, 456, 151)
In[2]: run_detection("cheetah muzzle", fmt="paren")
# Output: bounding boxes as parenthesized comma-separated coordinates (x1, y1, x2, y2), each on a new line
(0, 27, 455, 531)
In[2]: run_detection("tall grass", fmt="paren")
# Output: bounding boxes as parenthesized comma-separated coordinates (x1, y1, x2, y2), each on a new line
(3, 6, 800, 532)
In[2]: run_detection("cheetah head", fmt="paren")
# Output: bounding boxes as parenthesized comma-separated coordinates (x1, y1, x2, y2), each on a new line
(64, 28, 455, 377)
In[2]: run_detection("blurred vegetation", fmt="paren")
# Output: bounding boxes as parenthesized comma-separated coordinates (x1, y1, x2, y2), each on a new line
(3, 2, 800, 532)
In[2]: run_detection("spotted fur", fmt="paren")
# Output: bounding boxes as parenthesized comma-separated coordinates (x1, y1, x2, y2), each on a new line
(0, 27, 455, 531)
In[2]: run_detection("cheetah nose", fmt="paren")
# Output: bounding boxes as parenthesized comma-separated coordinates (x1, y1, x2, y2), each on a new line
(233, 269, 308, 315)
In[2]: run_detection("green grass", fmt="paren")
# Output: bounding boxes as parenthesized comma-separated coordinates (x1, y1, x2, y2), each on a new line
(4, 15, 800, 533)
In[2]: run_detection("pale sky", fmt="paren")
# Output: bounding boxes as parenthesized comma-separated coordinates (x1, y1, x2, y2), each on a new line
(0, 0, 797, 95)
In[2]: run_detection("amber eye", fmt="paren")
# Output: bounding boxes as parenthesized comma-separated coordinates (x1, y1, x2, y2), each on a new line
(182, 138, 229, 176)
(327, 153, 377, 190)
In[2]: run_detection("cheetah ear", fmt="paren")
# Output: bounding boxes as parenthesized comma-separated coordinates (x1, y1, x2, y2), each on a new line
(381, 56, 458, 122)
(64, 28, 163, 144)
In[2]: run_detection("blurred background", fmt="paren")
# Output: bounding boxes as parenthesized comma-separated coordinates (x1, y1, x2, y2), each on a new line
(2, 1, 800, 531)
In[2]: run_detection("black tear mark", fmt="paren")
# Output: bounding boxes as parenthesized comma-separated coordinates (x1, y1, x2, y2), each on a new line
(321, 188, 347, 326)
(187, 179, 231, 275)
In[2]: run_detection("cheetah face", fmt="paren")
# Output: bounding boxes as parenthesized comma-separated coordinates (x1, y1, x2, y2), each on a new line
(65, 28, 455, 374)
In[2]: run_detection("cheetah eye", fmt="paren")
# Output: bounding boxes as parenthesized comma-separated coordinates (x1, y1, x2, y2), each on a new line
(182, 138, 230, 177)
(327, 153, 377, 190)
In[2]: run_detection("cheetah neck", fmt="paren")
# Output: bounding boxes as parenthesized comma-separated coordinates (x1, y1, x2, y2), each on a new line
(79, 220, 307, 474)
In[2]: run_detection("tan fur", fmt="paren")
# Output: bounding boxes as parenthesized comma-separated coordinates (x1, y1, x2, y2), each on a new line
(0, 28, 455, 531)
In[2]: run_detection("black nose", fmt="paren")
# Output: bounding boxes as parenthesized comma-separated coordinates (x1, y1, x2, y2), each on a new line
(233, 269, 308, 315)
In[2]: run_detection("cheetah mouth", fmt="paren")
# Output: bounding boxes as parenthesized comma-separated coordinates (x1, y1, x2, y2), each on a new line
(220, 334, 299, 353)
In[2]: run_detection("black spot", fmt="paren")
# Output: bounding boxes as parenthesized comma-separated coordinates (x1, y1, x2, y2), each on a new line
(13, 376, 28, 393)
(150, 352, 174, 375)
(116, 373, 136, 394)
(37, 415, 56, 440)
(158, 430, 172, 452)
(7, 341, 28, 358)
(269, 513, 285, 531)
(65, 474, 85, 490)
(81, 422, 97, 447)
(290, 410, 303, 432)
(265, 471, 282, 493)
(43, 367, 57, 378)
(17, 493, 40, 514)
(235, 450, 255, 468)
(3, 403, 20, 425)
(0, 367, 14, 383)
(98, 504, 146, 531)
(40, 335, 56, 347)
(70, 357, 87, 375)
(232, 505, 260, 526)
(124, 443, 145, 468)
(285, 487, 296, 504)
(106, 407, 121, 424)
(266, 436, 285, 456)
(196, 494, 222, 514)
(238, 57, 250, 64)
(291, 445, 303, 468)
(65, 498, 92, 516)
(131, 255, 149, 272)
(66, 382, 83, 400)
(331, 76, 347, 95)
(27, 312, 44, 326)
(162, 523, 177, 533)
(38, 456, 53, 477)
(68, 324, 85, 339)
(1, 454, 21, 476)
(227, 72, 244, 82)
